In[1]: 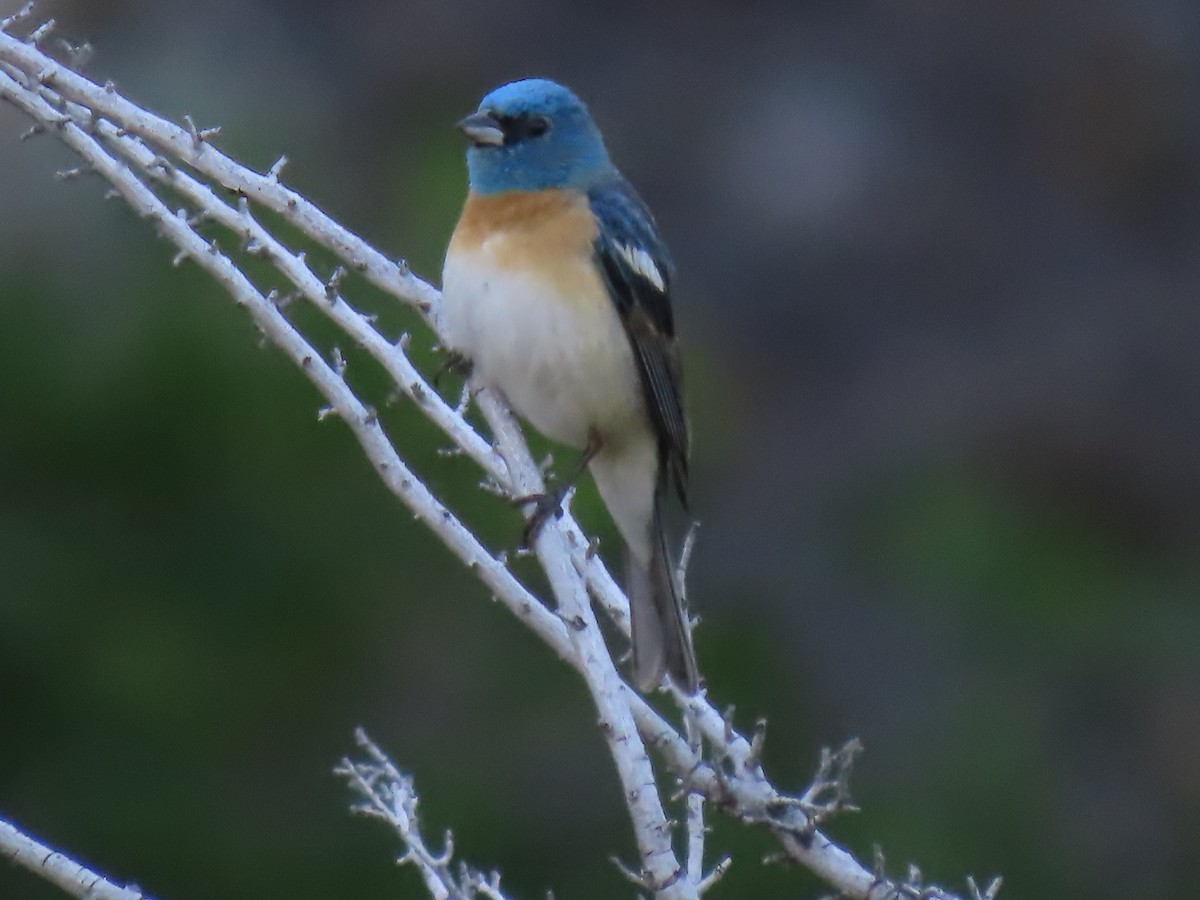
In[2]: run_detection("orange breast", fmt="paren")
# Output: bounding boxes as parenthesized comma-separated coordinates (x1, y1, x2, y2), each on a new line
(449, 189, 601, 299)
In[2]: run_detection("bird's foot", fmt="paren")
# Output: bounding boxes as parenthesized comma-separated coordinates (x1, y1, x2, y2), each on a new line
(434, 348, 473, 388)
(510, 434, 599, 548)
(512, 486, 569, 548)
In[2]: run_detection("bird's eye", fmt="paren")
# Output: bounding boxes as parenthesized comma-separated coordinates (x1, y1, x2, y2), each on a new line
(499, 113, 550, 143)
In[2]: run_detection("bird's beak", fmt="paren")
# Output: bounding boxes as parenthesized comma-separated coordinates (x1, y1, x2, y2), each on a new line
(456, 111, 505, 147)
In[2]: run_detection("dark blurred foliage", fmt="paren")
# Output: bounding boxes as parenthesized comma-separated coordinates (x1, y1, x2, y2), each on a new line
(2, 1, 1198, 897)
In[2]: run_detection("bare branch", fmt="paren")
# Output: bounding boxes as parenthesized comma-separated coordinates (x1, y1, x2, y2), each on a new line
(681, 713, 711, 891)
(0, 817, 154, 900)
(336, 729, 512, 900)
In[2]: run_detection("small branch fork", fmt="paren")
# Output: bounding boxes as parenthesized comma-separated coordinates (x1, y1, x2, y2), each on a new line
(0, 11, 1001, 900)
(336, 729, 511, 900)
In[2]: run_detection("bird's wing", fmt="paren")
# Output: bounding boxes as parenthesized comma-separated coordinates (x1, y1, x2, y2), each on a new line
(588, 180, 689, 507)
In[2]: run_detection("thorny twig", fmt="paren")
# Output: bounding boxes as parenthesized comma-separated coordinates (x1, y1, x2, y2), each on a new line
(336, 729, 512, 900)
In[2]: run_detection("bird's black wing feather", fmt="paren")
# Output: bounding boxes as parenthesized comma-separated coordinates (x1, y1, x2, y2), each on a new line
(588, 179, 689, 507)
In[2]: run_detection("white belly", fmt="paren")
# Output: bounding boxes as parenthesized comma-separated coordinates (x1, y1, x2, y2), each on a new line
(441, 250, 645, 450)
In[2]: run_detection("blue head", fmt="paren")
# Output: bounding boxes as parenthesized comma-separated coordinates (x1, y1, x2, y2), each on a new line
(457, 79, 616, 195)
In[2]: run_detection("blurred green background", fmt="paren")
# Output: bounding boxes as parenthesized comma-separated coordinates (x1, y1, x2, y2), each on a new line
(2, 1, 1199, 898)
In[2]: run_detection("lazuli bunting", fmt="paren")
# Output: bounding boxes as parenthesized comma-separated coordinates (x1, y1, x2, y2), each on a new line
(442, 78, 700, 694)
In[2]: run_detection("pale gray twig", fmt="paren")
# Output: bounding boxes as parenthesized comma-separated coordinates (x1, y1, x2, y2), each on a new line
(336, 729, 511, 900)
(0, 816, 153, 900)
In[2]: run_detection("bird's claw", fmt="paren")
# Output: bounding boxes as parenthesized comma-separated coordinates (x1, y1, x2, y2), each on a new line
(512, 488, 567, 548)
(434, 349, 473, 388)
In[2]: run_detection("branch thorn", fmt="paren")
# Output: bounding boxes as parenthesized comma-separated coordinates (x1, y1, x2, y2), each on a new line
(872, 844, 886, 879)
(58, 39, 93, 68)
(183, 114, 221, 148)
(269, 289, 298, 310)
(722, 705, 736, 744)
(905, 863, 922, 889)
(746, 717, 767, 770)
(325, 265, 346, 301)
(26, 18, 54, 45)
(148, 155, 174, 176)
(967, 875, 1003, 900)
(609, 855, 653, 889)
(698, 856, 732, 892)
(0, 2, 38, 33)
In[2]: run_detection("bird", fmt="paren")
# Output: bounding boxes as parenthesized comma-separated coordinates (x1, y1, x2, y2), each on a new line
(441, 78, 700, 694)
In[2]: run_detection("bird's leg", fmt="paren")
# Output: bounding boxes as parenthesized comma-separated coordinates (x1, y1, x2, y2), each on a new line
(433, 348, 473, 388)
(513, 432, 602, 548)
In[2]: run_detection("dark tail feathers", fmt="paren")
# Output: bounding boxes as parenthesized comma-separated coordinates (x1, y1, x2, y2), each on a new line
(628, 493, 699, 693)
